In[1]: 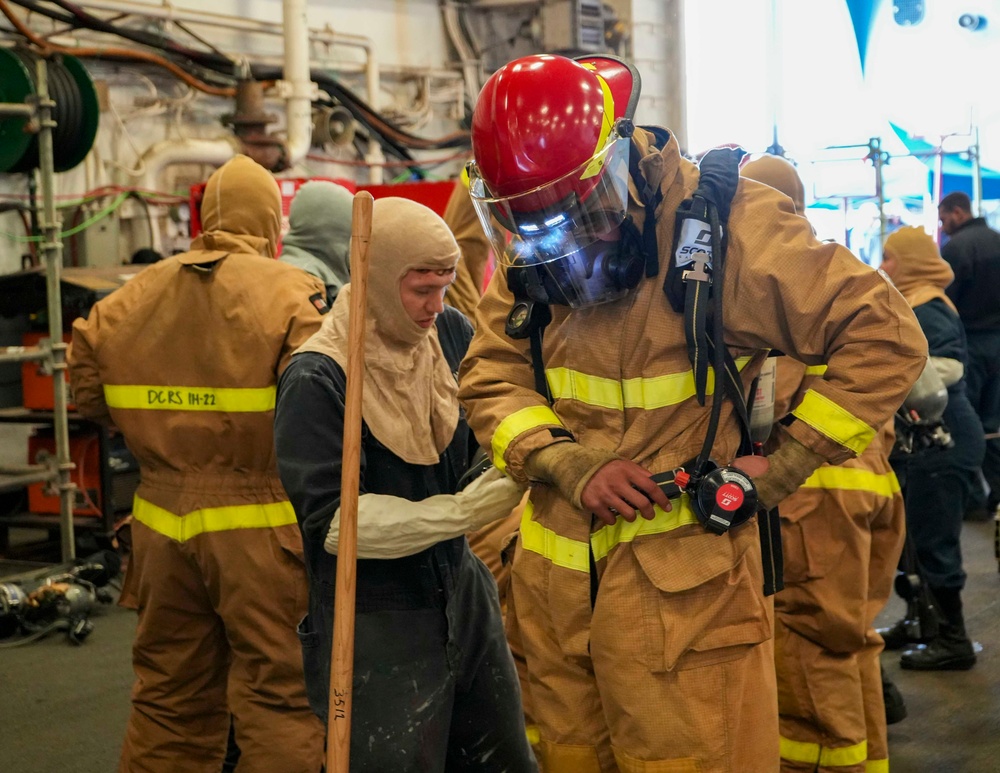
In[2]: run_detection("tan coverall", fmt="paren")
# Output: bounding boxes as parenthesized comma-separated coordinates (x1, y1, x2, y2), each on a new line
(442, 171, 518, 589)
(458, 129, 927, 773)
(69, 156, 326, 773)
(443, 170, 492, 322)
(772, 362, 905, 773)
(442, 168, 538, 747)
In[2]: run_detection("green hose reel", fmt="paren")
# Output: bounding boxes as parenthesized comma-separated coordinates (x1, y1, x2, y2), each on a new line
(0, 48, 99, 174)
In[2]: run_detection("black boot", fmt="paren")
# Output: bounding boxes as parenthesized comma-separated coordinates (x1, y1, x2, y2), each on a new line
(877, 619, 913, 651)
(900, 587, 976, 671)
(881, 668, 907, 725)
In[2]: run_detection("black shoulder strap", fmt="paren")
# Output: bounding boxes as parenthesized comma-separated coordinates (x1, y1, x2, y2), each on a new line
(629, 131, 665, 278)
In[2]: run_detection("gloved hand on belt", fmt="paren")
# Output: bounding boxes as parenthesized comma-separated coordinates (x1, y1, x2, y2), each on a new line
(524, 441, 672, 526)
(324, 466, 525, 559)
(751, 432, 826, 511)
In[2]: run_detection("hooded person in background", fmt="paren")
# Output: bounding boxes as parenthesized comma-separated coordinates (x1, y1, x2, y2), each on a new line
(280, 180, 354, 303)
(68, 155, 327, 773)
(879, 226, 984, 671)
(274, 197, 537, 772)
(743, 154, 907, 773)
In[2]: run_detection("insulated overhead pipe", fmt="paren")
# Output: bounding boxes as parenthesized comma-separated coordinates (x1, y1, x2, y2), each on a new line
(280, 0, 317, 168)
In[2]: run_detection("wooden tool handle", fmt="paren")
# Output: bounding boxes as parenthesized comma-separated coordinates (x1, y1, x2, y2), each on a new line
(327, 190, 374, 773)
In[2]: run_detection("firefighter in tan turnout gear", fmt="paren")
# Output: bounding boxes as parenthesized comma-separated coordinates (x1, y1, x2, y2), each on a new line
(458, 54, 927, 772)
(68, 155, 326, 773)
(744, 154, 906, 773)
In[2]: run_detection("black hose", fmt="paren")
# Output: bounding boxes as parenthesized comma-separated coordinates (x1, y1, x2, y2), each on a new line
(7, 49, 86, 173)
(0, 619, 67, 648)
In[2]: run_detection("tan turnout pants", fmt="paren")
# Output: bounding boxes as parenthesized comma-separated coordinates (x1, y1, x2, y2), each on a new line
(119, 520, 324, 773)
(775, 486, 905, 773)
(512, 521, 779, 773)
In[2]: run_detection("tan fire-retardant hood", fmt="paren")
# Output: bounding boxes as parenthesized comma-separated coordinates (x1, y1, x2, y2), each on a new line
(741, 154, 806, 216)
(191, 154, 282, 258)
(297, 197, 462, 465)
(883, 226, 957, 313)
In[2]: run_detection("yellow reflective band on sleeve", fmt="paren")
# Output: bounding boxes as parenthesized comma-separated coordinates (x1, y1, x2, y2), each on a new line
(590, 494, 700, 562)
(792, 389, 877, 455)
(800, 466, 900, 498)
(866, 759, 889, 773)
(546, 357, 753, 412)
(132, 496, 297, 542)
(491, 405, 564, 474)
(525, 725, 541, 747)
(519, 500, 590, 573)
(546, 368, 623, 409)
(104, 384, 276, 412)
(805, 364, 829, 376)
(780, 736, 868, 768)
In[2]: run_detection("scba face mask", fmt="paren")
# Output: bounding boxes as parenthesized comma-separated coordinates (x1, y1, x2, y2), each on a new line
(469, 128, 643, 309)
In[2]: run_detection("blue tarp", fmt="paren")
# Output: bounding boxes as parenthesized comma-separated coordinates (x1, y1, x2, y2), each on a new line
(889, 123, 1000, 200)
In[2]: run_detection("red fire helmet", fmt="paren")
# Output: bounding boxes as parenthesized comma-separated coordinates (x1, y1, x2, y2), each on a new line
(468, 54, 641, 277)
(472, 54, 640, 207)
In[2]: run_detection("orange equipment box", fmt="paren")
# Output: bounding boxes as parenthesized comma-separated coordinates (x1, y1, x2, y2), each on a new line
(27, 430, 102, 517)
(21, 331, 75, 412)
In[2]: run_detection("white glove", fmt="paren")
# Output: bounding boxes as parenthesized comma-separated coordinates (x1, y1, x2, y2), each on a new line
(930, 356, 963, 387)
(324, 466, 525, 559)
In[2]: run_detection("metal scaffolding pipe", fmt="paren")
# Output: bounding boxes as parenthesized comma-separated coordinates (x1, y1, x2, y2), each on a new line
(0, 346, 46, 365)
(0, 468, 54, 493)
(0, 102, 34, 118)
(35, 56, 77, 563)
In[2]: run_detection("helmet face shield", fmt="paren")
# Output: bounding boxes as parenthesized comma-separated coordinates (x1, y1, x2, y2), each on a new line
(469, 132, 633, 308)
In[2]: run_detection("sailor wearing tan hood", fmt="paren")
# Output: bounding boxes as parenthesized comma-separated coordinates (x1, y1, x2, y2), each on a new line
(68, 154, 327, 772)
(880, 226, 984, 672)
(274, 197, 536, 772)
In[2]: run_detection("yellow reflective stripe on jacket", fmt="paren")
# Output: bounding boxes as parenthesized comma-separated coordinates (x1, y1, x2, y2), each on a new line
(590, 495, 699, 562)
(866, 759, 889, 773)
(519, 500, 590, 572)
(546, 357, 753, 411)
(491, 405, 564, 474)
(519, 495, 700, 572)
(780, 736, 868, 768)
(104, 384, 276, 412)
(800, 466, 900, 498)
(792, 388, 876, 455)
(805, 364, 828, 376)
(132, 496, 297, 542)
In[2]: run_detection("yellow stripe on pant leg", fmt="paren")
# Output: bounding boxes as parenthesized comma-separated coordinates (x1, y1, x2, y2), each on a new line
(780, 736, 868, 768)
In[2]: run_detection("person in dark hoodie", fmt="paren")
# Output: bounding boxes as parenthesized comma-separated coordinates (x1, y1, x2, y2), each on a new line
(280, 180, 354, 303)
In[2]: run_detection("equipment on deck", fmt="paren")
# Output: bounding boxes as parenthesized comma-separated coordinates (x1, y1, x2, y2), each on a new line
(0, 550, 120, 646)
